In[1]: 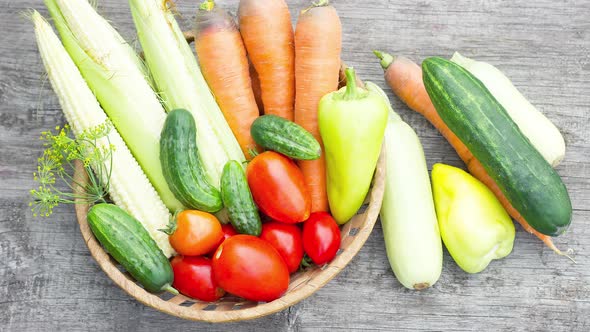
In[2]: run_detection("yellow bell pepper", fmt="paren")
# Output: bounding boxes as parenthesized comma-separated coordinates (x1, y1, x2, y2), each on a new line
(431, 163, 515, 273)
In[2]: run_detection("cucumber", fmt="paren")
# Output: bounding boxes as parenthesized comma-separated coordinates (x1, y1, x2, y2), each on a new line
(422, 57, 572, 237)
(220, 160, 262, 236)
(160, 109, 222, 212)
(251, 115, 321, 160)
(87, 203, 176, 293)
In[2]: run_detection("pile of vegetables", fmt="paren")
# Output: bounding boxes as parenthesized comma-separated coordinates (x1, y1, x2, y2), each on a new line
(29, 0, 573, 304)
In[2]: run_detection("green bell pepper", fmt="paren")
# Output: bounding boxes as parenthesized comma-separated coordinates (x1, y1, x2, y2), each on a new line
(318, 68, 388, 224)
(431, 163, 515, 273)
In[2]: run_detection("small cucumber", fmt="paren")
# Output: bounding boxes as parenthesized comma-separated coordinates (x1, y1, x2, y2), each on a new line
(220, 160, 262, 236)
(87, 203, 176, 294)
(251, 115, 321, 160)
(160, 109, 222, 212)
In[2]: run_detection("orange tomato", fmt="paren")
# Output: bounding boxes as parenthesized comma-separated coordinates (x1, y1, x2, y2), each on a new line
(168, 210, 223, 256)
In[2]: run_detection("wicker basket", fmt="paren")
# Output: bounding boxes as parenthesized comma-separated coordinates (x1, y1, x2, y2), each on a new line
(72, 65, 386, 322)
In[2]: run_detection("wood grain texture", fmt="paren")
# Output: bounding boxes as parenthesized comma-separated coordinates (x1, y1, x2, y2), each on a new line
(1, 0, 589, 331)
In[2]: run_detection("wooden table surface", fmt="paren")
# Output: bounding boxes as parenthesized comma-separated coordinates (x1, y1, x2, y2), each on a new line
(1, 0, 589, 331)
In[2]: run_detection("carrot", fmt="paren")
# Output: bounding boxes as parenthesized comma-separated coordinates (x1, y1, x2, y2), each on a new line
(195, 0, 259, 157)
(375, 51, 572, 258)
(238, 0, 295, 121)
(294, 0, 342, 212)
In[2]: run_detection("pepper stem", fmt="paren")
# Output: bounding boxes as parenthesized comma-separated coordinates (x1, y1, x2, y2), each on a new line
(343, 68, 360, 100)
(162, 284, 179, 295)
(373, 50, 395, 70)
(199, 0, 215, 11)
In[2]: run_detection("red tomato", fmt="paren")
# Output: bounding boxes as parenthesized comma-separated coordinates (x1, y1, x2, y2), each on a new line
(171, 256, 225, 302)
(246, 151, 311, 223)
(212, 235, 289, 302)
(302, 212, 341, 265)
(169, 210, 223, 256)
(260, 222, 304, 273)
(207, 223, 238, 256)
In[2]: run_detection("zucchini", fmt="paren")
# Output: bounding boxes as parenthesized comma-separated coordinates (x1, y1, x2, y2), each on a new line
(450, 52, 566, 167)
(160, 109, 222, 212)
(367, 82, 442, 289)
(220, 160, 262, 236)
(87, 203, 176, 293)
(251, 115, 321, 160)
(422, 57, 572, 237)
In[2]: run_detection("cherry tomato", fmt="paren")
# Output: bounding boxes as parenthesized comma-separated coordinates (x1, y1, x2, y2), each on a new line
(246, 151, 311, 223)
(302, 212, 341, 265)
(212, 235, 289, 302)
(260, 222, 304, 273)
(171, 256, 225, 302)
(169, 210, 222, 256)
(207, 223, 238, 256)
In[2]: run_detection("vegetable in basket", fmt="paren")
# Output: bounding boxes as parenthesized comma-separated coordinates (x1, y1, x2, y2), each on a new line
(239, 0, 295, 120)
(302, 212, 341, 265)
(195, 0, 260, 157)
(129, 0, 245, 188)
(220, 160, 262, 236)
(160, 109, 222, 212)
(251, 115, 321, 160)
(366, 82, 442, 290)
(43, 0, 183, 212)
(246, 151, 311, 224)
(432, 164, 515, 273)
(261, 222, 304, 273)
(294, 0, 342, 213)
(374, 51, 572, 257)
(318, 68, 388, 224)
(30, 11, 174, 257)
(171, 256, 225, 302)
(450, 52, 565, 167)
(162, 210, 223, 257)
(213, 235, 289, 302)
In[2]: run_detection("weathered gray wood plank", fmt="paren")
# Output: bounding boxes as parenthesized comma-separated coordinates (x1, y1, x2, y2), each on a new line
(1, 0, 589, 331)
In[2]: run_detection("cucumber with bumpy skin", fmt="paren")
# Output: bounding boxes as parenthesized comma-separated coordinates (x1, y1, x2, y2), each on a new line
(87, 203, 176, 294)
(220, 160, 261, 236)
(160, 109, 222, 212)
(251, 115, 321, 160)
(422, 57, 572, 237)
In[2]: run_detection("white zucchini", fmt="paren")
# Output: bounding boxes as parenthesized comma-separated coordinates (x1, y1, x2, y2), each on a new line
(451, 52, 566, 167)
(366, 82, 442, 290)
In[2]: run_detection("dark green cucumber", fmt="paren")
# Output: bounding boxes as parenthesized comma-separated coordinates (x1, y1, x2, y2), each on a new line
(87, 203, 176, 293)
(251, 115, 321, 160)
(160, 109, 222, 212)
(220, 160, 261, 236)
(422, 57, 572, 236)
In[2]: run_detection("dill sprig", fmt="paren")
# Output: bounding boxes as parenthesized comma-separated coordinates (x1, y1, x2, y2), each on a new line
(30, 122, 115, 217)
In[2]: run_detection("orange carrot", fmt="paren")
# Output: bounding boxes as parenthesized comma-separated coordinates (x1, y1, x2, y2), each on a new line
(239, 0, 295, 121)
(293, 0, 342, 213)
(195, 0, 259, 157)
(375, 51, 570, 257)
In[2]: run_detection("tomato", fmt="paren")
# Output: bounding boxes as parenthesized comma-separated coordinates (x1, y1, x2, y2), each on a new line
(212, 235, 289, 302)
(171, 256, 225, 302)
(302, 212, 341, 265)
(246, 151, 311, 223)
(260, 222, 304, 273)
(168, 210, 222, 256)
(207, 223, 238, 256)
